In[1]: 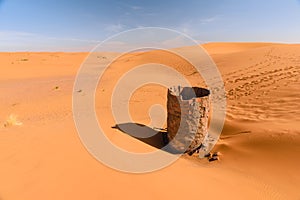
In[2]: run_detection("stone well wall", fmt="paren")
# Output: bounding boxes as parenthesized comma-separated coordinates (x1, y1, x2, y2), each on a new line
(167, 86, 210, 154)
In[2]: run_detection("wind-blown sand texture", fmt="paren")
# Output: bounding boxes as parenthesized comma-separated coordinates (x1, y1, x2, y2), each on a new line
(0, 43, 299, 200)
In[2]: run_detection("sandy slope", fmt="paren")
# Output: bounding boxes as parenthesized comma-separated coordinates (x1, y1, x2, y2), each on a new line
(0, 43, 299, 200)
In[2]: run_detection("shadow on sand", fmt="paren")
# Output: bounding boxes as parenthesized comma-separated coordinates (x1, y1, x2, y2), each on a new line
(112, 123, 181, 154)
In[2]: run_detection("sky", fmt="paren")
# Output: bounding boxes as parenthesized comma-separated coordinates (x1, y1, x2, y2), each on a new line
(0, 0, 300, 51)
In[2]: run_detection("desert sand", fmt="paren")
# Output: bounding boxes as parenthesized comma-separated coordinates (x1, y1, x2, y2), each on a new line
(0, 43, 299, 200)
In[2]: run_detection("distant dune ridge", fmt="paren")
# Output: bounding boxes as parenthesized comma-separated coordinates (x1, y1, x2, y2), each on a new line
(0, 43, 299, 200)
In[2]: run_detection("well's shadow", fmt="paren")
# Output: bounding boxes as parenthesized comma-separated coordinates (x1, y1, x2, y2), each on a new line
(112, 123, 180, 154)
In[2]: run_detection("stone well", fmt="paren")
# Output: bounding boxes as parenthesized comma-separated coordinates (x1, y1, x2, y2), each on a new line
(167, 86, 210, 154)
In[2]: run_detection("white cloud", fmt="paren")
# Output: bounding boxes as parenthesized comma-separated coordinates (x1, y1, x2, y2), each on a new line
(105, 23, 125, 33)
(177, 21, 195, 36)
(0, 30, 100, 43)
(161, 35, 187, 47)
(0, 30, 37, 39)
(130, 6, 142, 10)
(45, 36, 100, 43)
(0, 30, 101, 51)
(181, 27, 193, 35)
(200, 15, 220, 24)
(143, 12, 158, 17)
(176, 15, 221, 37)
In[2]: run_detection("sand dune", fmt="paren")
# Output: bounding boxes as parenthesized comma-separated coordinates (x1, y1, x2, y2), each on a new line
(0, 43, 299, 200)
(202, 42, 279, 55)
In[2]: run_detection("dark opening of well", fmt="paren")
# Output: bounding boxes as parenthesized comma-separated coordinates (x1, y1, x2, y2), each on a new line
(180, 87, 210, 100)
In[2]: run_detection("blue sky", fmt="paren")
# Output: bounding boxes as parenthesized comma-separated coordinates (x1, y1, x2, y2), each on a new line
(1, 0, 300, 51)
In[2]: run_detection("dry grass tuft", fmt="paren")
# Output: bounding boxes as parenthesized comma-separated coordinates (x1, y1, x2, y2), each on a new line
(3, 114, 23, 127)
